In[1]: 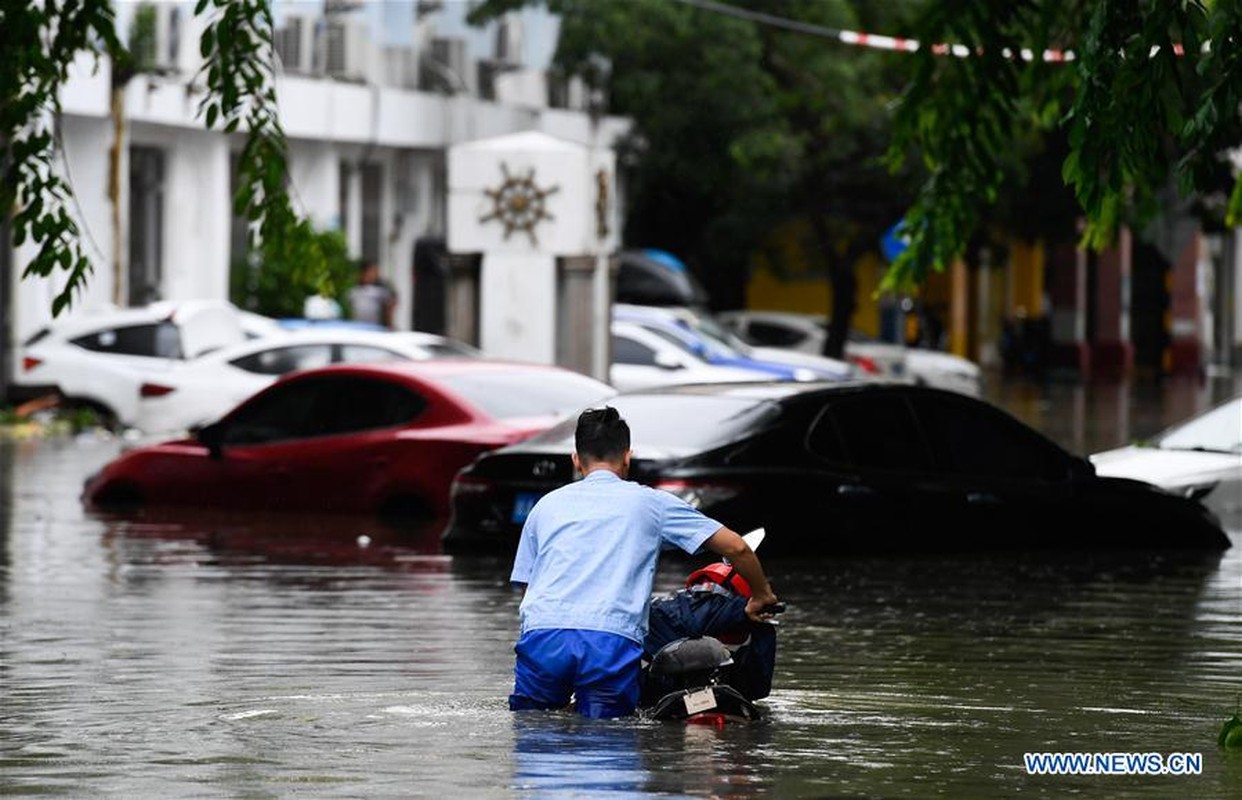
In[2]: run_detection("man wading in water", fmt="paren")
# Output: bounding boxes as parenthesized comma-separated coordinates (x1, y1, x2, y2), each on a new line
(508, 406, 779, 719)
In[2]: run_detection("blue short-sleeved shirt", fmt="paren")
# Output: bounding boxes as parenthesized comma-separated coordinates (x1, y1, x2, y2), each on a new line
(510, 470, 723, 643)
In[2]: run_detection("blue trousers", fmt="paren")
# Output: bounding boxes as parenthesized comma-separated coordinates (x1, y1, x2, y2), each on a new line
(509, 629, 642, 719)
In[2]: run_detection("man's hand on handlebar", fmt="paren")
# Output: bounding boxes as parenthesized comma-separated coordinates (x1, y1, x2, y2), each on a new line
(745, 591, 782, 623)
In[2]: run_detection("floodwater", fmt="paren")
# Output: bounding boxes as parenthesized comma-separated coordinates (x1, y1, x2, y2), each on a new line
(3, 375, 1242, 798)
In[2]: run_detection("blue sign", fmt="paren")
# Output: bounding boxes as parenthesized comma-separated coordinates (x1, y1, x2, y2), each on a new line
(880, 220, 909, 264)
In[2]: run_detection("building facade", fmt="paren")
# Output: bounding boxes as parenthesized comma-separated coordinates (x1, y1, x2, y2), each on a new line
(6, 1, 628, 360)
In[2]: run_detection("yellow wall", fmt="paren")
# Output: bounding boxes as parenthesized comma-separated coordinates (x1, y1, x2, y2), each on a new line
(1009, 239, 1045, 316)
(746, 220, 1049, 361)
(746, 241, 889, 338)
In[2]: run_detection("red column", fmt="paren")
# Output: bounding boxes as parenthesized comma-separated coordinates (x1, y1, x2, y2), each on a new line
(1046, 240, 1091, 377)
(1167, 231, 1204, 376)
(1092, 228, 1134, 378)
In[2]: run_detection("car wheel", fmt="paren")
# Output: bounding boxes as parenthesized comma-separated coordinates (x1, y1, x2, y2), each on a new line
(62, 397, 121, 432)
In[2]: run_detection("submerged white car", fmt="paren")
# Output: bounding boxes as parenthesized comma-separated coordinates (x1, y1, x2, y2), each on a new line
(719, 309, 981, 396)
(15, 300, 253, 427)
(1091, 396, 1242, 531)
(610, 321, 772, 392)
(135, 328, 483, 434)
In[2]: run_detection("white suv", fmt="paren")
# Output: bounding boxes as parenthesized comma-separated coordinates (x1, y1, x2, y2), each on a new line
(14, 300, 255, 428)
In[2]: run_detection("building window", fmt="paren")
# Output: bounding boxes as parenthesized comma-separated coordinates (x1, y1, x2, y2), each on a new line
(361, 162, 382, 263)
(128, 146, 165, 306)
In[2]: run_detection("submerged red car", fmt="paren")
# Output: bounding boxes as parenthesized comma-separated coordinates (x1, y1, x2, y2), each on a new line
(83, 361, 614, 519)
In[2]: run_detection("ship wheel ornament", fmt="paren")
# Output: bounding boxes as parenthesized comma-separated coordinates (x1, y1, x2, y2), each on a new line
(479, 163, 560, 246)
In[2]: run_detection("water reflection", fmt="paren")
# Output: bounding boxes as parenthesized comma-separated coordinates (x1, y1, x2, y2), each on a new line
(512, 716, 650, 796)
(511, 713, 775, 798)
(5, 386, 1242, 798)
(94, 506, 447, 569)
(985, 374, 1241, 455)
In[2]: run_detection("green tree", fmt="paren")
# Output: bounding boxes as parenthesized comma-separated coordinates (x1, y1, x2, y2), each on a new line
(471, 0, 924, 357)
(886, 0, 1242, 289)
(0, 0, 318, 315)
(231, 224, 355, 319)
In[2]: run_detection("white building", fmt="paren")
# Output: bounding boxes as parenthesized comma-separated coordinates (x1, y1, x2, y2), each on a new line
(5, 0, 629, 371)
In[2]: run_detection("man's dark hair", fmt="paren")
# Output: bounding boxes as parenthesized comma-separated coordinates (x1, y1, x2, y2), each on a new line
(575, 406, 630, 464)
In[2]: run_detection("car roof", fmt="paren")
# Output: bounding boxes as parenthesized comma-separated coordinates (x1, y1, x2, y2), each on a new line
(242, 327, 462, 347)
(721, 309, 824, 327)
(611, 319, 698, 351)
(34, 300, 244, 340)
(616, 379, 870, 401)
(194, 327, 478, 361)
(279, 359, 598, 381)
(613, 303, 698, 323)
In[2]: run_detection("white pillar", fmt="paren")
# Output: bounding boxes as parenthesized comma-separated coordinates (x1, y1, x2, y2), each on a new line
(480, 253, 557, 363)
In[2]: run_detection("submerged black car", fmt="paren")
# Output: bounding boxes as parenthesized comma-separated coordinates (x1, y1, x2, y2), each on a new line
(442, 383, 1231, 555)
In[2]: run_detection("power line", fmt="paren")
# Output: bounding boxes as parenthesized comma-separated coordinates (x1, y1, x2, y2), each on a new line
(670, 0, 1081, 62)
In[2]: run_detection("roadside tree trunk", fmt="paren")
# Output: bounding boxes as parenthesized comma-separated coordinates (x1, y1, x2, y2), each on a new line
(810, 216, 866, 361)
(108, 83, 125, 306)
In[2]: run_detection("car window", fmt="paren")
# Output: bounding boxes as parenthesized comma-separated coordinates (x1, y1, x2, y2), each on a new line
(71, 322, 182, 358)
(1156, 398, 1242, 453)
(338, 344, 407, 365)
(823, 394, 933, 472)
(638, 324, 701, 353)
(221, 377, 425, 444)
(230, 344, 333, 375)
(691, 315, 754, 354)
(221, 380, 325, 444)
(912, 394, 1071, 480)
(436, 370, 612, 420)
(613, 334, 659, 366)
(747, 320, 809, 348)
(804, 407, 849, 463)
(23, 328, 51, 347)
(316, 378, 427, 435)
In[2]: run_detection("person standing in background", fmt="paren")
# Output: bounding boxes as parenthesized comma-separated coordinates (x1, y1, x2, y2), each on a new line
(348, 260, 397, 329)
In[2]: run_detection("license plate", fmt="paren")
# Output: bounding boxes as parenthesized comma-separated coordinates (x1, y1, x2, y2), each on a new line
(683, 688, 717, 715)
(511, 492, 541, 524)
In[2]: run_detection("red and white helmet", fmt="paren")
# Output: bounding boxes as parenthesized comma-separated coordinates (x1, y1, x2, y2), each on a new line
(685, 562, 752, 598)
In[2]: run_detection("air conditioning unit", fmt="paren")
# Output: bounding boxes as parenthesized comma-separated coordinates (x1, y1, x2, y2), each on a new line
(494, 16, 523, 67)
(384, 46, 420, 90)
(420, 36, 469, 95)
(324, 18, 370, 82)
(547, 71, 569, 109)
(273, 13, 317, 74)
(547, 74, 590, 111)
(477, 60, 505, 101)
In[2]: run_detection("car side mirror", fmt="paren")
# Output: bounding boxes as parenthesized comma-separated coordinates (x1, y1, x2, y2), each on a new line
(654, 351, 684, 370)
(197, 421, 225, 460)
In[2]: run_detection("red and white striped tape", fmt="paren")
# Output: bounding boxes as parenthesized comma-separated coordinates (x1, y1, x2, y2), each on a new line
(839, 30, 1075, 62)
(678, 0, 1195, 63)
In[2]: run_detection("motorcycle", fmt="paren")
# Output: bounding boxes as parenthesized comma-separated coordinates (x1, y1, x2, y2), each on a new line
(640, 529, 784, 726)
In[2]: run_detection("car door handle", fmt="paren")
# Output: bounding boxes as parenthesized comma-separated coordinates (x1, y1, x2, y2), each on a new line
(837, 483, 878, 498)
(966, 492, 1001, 505)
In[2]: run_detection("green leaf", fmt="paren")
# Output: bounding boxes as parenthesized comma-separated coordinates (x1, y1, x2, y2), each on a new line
(1220, 713, 1242, 747)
